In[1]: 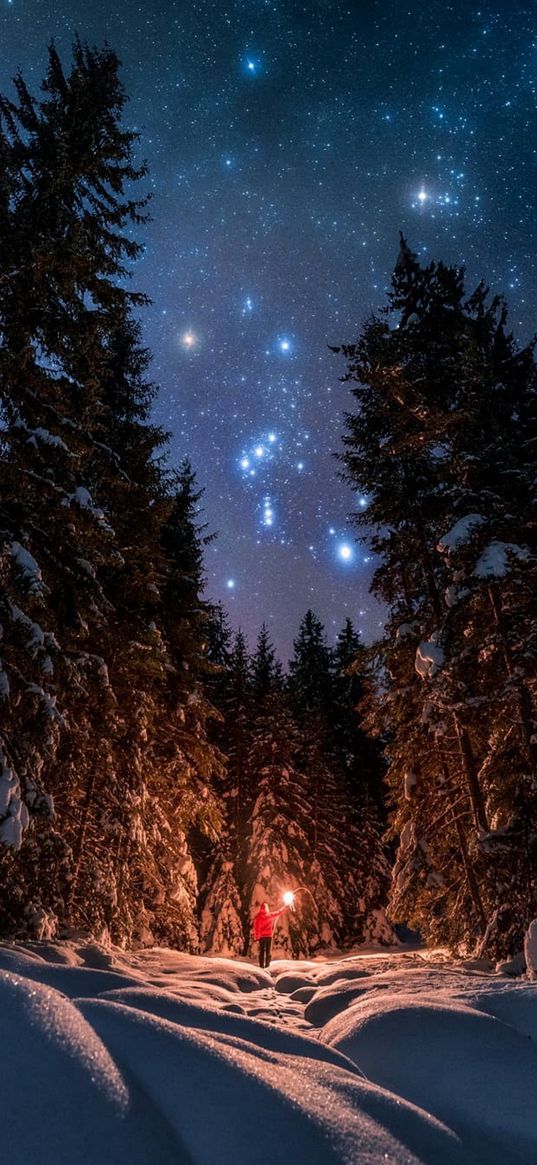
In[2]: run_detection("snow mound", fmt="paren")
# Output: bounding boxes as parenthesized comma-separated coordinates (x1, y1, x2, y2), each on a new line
(79, 996, 462, 1165)
(93, 985, 363, 1075)
(0, 970, 174, 1165)
(322, 992, 537, 1165)
(305, 978, 379, 1026)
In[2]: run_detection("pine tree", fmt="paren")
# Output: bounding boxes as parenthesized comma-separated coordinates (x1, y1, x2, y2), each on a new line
(337, 238, 537, 958)
(0, 42, 224, 945)
(244, 688, 315, 957)
(332, 618, 385, 814)
(0, 41, 154, 932)
(252, 623, 283, 703)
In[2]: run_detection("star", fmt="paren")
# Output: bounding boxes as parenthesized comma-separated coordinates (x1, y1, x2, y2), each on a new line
(338, 544, 353, 562)
(181, 331, 196, 350)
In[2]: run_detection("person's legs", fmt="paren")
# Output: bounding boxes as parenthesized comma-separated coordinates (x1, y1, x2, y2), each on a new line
(259, 937, 272, 968)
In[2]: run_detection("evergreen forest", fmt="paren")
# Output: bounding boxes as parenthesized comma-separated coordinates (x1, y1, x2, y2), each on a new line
(1, 43, 536, 962)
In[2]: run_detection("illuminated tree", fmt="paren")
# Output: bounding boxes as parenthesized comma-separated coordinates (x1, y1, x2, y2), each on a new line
(338, 238, 537, 957)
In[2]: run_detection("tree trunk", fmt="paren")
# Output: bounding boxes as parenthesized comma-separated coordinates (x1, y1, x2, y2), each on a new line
(488, 582, 537, 772)
(440, 756, 487, 933)
(453, 715, 489, 835)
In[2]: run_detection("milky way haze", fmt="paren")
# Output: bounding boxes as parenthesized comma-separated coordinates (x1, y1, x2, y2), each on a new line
(2, 0, 536, 658)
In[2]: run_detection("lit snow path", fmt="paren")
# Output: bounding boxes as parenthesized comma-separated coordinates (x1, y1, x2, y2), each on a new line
(0, 941, 536, 1163)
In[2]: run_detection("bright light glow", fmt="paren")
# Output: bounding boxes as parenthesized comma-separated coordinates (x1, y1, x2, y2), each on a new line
(297, 462, 304, 470)
(280, 339, 290, 352)
(283, 891, 295, 906)
(181, 331, 196, 349)
(417, 189, 428, 203)
(358, 496, 367, 509)
(268, 433, 276, 443)
(255, 445, 264, 457)
(338, 543, 353, 561)
(226, 579, 235, 589)
(240, 457, 250, 470)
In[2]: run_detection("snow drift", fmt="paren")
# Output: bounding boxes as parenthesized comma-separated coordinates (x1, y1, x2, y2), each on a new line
(0, 941, 535, 1164)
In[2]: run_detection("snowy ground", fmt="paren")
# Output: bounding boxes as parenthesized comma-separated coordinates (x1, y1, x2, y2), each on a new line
(1, 941, 536, 1164)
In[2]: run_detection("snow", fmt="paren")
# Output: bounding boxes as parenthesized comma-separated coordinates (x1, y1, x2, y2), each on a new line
(62, 486, 113, 531)
(32, 425, 70, 451)
(404, 769, 417, 799)
(437, 513, 485, 554)
(474, 540, 530, 578)
(415, 638, 445, 679)
(0, 755, 28, 849)
(9, 541, 46, 594)
(0, 941, 536, 1163)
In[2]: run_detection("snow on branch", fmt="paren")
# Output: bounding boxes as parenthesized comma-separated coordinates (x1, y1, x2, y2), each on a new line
(415, 635, 445, 679)
(474, 541, 530, 578)
(8, 541, 47, 595)
(437, 513, 485, 554)
(0, 744, 29, 850)
(62, 486, 114, 533)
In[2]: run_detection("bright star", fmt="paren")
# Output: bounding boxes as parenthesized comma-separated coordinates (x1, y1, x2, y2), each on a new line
(181, 331, 196, 349)
(279, 339, 291, 352)
(338, 543, 353, 562)
(255, 445, 265, 457)
(417, 190, 428, 204)
(240, 457, 250, 470)
(268, 433, 276, 443)
(226, 579, 235, 589)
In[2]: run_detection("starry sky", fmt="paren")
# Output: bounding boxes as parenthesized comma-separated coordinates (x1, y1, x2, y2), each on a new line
(2, 0, 537, 660)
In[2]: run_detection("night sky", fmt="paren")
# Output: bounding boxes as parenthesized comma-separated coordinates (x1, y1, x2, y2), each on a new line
(2, 1, 536, 659)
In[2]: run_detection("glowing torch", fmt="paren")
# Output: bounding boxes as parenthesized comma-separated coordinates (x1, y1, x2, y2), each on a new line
(283, 885, 316, 911)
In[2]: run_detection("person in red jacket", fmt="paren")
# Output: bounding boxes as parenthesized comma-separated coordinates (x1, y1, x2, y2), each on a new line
(253, 901, 287, 968)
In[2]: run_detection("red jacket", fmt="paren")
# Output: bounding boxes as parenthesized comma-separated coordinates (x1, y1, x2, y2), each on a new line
(253, 905, 285, 940)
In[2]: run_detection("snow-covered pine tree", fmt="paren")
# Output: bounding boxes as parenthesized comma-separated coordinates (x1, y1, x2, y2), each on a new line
(338, 238, 537, 958)
(200, 853, 245, 957)
(144, 463, 223, 949)
(244, 644, 315, 957)
(331, 620, 394, 945)
(0, 41, 150, 933)
(287, 610, 392, 949)
(332, 618, 385, 815)
(199, 628, 251, 954)
(0, 42, 224, 945)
